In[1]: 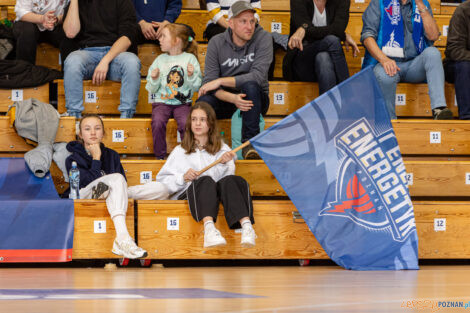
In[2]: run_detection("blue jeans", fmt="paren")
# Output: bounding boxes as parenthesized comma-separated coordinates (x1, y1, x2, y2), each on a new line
(63, 47, 141, 118)
(444, 60, 470, 119)
(373, 47, 446, 119)
(198, 81, 269, 143)
(292, 35, 349, 95)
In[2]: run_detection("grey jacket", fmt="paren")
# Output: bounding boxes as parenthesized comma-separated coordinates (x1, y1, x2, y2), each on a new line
(12, 98, 60, 177)
(202, 25, 272, 95)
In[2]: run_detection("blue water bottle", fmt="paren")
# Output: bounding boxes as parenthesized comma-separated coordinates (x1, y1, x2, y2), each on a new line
(69, 161, 80, 199)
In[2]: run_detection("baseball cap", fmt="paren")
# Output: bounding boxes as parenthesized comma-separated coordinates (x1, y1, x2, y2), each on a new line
(227, 1, 256, 19)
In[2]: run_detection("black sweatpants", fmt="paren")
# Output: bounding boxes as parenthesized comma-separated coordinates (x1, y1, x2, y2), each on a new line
(179, 175, 254, 229)
(13, 21, 70, 65)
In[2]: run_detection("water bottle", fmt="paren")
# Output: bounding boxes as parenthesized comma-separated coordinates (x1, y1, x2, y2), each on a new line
(69, 161, 80, 199)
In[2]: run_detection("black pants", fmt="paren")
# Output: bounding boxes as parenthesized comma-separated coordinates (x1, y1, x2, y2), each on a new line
(13, 21, 70, 66)
(444, 60, 470, 119)
(292, 35, 349, 94)
(179, 175, 254, 229)
(198, 81, 269, 143)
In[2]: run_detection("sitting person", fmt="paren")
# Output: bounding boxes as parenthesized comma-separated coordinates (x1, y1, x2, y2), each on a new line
(283, 0, 359, 95)
(444, 0, 470, 119)
(156, 102, 256, 248)
(65, 114, 169, 258)
(13, 0, 70, 65)
(203, 0, 261, 41)
(198, 1, 272, 159)
(361, 0, 453, 119)
(62, 0, 141, 118)
(146, 24, 202, 160)
(131, 0, 182, 44)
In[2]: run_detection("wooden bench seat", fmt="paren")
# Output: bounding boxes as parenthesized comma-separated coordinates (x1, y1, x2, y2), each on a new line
(0, 84, 49, 113)
(72, 200, 135, 259)
(55, 78, 456, 118)
(49, 159, 470, 198)
(137, 200, 470, 259)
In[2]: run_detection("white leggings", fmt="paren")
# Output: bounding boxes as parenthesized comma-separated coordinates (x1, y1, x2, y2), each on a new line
(80, 173, 169, 218)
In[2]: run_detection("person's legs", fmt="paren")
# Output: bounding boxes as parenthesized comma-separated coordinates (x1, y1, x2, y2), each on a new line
(403, 47, 452, 119)
(128, 181, 169, 200)
(197, 94, 237, 119)
(172, 103, 192, 142)
(42, 26, 68, 66)
(13, 21, 40, 64)
(239, 81, 267, 143)
(373, 63, 400, 119)
(63, 49, 102, 117)
(151, 103, 173, 159)
(204, 23, 226, 41)
(79, 173, 146, 258)
(315, 52, 336, 95)
(445, 60, 470, 119)
(217, 175, 256, 246)
(185, 176, 226, 248)
(107, 52, 141, 118)
(321, 35, 350, 83)
(292, 42, 320, 82)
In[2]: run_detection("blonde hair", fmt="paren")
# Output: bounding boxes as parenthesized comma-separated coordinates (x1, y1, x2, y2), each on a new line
(78, 114, 105, 143)
(164, 23, 198, 57)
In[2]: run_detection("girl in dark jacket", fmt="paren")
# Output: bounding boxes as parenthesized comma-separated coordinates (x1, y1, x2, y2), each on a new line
(65, 114, 169, 259)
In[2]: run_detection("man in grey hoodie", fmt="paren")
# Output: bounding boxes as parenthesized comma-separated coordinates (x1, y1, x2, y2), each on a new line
(198, 1, 272, 159)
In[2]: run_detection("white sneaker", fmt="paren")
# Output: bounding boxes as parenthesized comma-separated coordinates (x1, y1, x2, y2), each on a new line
(241, 227, 256, 247)
(112, 237, 148, 259)
(203, 228, 227, 248)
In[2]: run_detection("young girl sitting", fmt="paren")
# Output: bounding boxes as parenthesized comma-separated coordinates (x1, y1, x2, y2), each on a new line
(146, 23, 202, 160)
(65, 114, 169, 259)
(156, 102, 256, 248)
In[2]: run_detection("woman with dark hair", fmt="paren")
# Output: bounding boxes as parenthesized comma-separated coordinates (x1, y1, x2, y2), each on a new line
(283, 0, 359, 95)
(156, 102, 256, 248)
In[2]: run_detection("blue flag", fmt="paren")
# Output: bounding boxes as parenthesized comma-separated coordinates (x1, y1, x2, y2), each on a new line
(251, 67, 419, 270)
(0, 158, 74, 262)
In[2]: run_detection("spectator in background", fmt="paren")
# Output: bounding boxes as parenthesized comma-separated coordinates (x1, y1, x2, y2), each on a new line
(361, 0, 453, 120)
(283, 0, 359, 95)
(13, 0, 70, 65)
(132, 0, 182, 44)
(197, 1, 272, 160)
(203, 0, 261, 41)
(62, 0, 141, 118)
(444, 0, 470, 119)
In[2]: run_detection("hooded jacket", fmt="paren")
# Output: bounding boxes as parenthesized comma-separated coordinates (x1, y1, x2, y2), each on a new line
(202, 24, 272, 95)
(64, 141, 126, 193)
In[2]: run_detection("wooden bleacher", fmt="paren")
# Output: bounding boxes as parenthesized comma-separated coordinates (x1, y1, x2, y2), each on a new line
(1, 0, 467, 263)
(0, 84, 50, 113)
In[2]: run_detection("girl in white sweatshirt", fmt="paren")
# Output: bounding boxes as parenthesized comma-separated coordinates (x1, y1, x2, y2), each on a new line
(156, 101, 256, 248)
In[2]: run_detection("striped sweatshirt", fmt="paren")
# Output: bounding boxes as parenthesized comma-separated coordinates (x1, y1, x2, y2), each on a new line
(206, 0, 261, 25)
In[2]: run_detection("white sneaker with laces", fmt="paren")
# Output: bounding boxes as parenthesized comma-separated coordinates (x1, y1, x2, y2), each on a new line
(203, 228, 227, 248)
(112, 237, 148, 259)
(241, 227, 256, 247)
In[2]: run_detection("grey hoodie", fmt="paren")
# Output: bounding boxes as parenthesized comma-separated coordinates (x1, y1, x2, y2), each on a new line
(202, 25, 273, 95)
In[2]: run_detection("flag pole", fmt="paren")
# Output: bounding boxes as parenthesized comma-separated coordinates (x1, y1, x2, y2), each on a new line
(196, 141, 251, 176)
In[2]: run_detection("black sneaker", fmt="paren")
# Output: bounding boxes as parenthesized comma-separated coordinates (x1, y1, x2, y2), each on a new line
(242, 144, 261, 160)
(432, 107, 453, 120)
(92, 182, 109, 199)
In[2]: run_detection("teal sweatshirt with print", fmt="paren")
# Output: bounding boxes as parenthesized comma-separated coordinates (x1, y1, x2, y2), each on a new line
(145, 52, 202, 105)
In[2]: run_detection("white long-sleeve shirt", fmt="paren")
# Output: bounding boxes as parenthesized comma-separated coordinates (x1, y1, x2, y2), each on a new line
(15, 0, 69, 31)
(156, 143, 235, 199)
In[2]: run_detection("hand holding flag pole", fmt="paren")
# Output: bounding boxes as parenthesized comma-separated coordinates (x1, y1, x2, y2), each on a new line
(196, 141, 251, 176)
